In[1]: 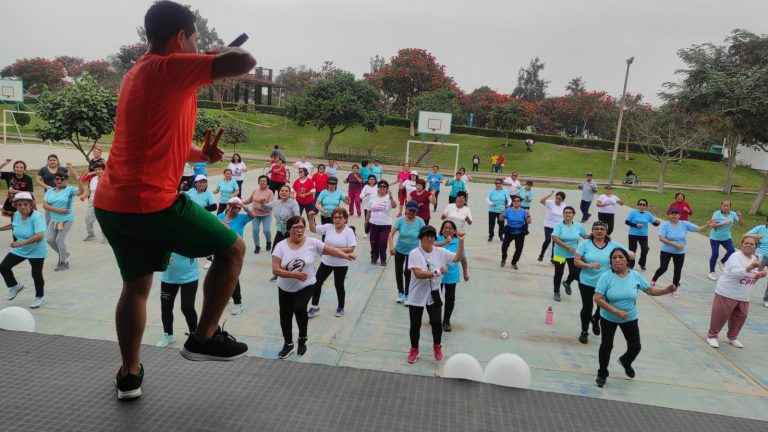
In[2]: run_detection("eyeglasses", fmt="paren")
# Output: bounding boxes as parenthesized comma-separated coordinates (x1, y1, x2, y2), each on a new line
(592, 227, 607, 231)
(637, 203, 647, 206)
(54, 177, 65, 181)
(495, 182, 502, 185)
(290, 226, 305, 231)
(378, 185, 387, 188)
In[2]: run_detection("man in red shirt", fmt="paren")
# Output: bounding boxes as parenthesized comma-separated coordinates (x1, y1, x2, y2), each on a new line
(94, 1, 256, 400)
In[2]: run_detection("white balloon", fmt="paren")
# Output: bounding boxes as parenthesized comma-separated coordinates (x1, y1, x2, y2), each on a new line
(482, 353, 531, 389)
(443, 353, 484, 382)
(0, 306, 36, 332)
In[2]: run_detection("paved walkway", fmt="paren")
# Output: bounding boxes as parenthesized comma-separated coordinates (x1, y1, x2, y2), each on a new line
(1, 143, 767, 421)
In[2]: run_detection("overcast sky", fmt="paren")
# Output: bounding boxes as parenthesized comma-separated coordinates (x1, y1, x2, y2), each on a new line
(3, 0, 766, 105)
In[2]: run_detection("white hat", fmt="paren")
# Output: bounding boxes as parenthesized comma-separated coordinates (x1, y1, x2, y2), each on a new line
(227, 197, 243, 205)
(194, 174, 207, 182)
(410, 170, 418, 176)
(12, 191, 33, 202)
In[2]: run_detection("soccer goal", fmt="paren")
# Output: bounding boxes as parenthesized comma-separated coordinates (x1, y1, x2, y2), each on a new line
(2, 109, 38, 145)
(405, 140, 460, 175)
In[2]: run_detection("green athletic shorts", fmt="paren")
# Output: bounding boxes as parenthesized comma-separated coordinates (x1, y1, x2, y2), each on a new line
(95, 193, 238, 282)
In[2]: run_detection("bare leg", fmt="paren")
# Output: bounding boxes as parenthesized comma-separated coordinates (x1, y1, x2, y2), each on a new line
(116, 273, 153, 375)
(196, 237, 245, 341)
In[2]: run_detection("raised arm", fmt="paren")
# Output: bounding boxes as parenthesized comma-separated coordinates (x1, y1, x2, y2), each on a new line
(211, 47, 257, 81)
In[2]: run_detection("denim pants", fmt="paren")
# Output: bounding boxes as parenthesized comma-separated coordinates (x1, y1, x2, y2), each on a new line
(251, 214, 272, 248)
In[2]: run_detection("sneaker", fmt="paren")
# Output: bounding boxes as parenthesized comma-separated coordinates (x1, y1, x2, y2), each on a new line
(640, 266, 646, 271)
(500, 259, 505, 267)
(617, 356, 635, 378)
(433, 344, 443, 361)
(595, 375, 607, 388)
(204, 261, 212, 269)
(180, 327, 248, 361)
(579, 331, 588, 344)
(488, 236, 493, 242)
(297, 338, 308, 356)
(278, 343, 295, 359)
(538, 255, 544, 262)
(562, 281, 572, 296)
(7, 284, 24, 300)
(156, 333, 177, 347)
(231, 303, 244, 316)
(407, 348, 420, 364)
(29, 296, 46, 309)
(396, 293, 404, 303)
(269, 275, 278, 282)
(83, 234, 95, 242)
(443, 321, 452, 332)
(335, 307, 344, 317)
(726, 338, 744, 348)
(708, 272, 717, 281)
(707, 337, 719, 348)
(554, 292, 561, 302)
(254, 246, 260, 254)
(380, 261, 387, 267)
(54, 262, 69, 272)
(115, 364, 144, 400)
(307, 306, 320, 318)
(402, 295, 409, 305)
(511, 263, 518, 270)
(718, 261, 725, 271)
(266, 242, 272, 251)
(764, 301, 768, 308)
(591, 316, 601, 335)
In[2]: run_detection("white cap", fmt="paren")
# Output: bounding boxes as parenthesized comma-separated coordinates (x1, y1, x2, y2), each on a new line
(410, 170, 418, 176)
(12, 191, 33, 202)
(194, 174, 207, 182)
(227, 197, 243, 205)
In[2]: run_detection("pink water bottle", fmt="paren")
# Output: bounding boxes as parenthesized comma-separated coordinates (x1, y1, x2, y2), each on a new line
(545, 305, 554, 325)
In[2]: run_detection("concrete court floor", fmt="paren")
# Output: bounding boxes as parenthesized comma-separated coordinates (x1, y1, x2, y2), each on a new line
(2, 143, 767, 421)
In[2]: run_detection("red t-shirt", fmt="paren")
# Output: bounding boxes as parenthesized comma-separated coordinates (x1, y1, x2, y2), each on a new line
(94, 53, 214, 213)
(667, 201, 693, 221)
(293, 177, 315, 205)
(313, 172, 329, 193)
(410, 190, 432, 221)
(270, 164, 287, 183)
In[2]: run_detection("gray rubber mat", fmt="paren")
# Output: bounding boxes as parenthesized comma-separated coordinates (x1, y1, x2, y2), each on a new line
(0, 330, 764, 432)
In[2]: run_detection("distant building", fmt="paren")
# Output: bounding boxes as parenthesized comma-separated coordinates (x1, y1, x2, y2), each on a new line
(722, 143, 768, 171)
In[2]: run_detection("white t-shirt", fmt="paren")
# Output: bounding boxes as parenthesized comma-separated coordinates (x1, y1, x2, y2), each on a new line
(361, 184, 377, 208)
(272, 237, 325, 293)
(182, 163, 194, 177)
(88, 176, 99, 204)
(316, 224, 356, 267)
(503, 177, 521, 196)
(295, 161, 313, 174)
(229, 162, 246, 181)
(543, 199, 566, 228)
(406, 246, 456, 307)
(461, 174, 470, 184)
(403, 180, 417, 198)
(367, 194, 393, 226)
(443, 204, 473, 232)
(597, 194, 621, 214)
(715, 251, 759, 301)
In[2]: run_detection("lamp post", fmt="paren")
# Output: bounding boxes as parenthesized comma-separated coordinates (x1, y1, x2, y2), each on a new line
(608, 56, 634, 186)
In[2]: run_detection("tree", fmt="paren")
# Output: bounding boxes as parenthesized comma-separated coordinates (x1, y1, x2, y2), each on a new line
(663, 29, 768, 204)
(565, 76, 586, 95)
(34, 73, 117, 162)
(110, 43, 147, 76)
(137, 5, 223, 52)
(629, 106, 702, 192)
(489, 100, 529, 147)
(512, 57, 549, 101)
(407, 87, 462, 165)
(80, 60, 121, 90)
(222, 123, 249, 153)
(278, 65, 320, 99)
(286, 72, 383, 158)
(458, 86, 513, 128)
(0, 57, 66, 93)
(55, 56, 85, 77)
(193, 111, 222, 144)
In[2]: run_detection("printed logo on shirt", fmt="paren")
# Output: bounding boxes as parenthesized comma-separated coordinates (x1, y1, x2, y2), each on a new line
(285, 258, 305, 272)
(739, 277, 756, 285)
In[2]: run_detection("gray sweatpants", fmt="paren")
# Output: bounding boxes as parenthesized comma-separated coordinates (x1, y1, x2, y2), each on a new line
(758, 256, 768, 302)
(47, 220, 73, 264)
(84, 201, 102, 239)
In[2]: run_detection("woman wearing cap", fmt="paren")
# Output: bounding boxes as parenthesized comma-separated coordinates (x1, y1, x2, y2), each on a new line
(35, 154, 67, 224)
(243, 175, 275, 254)
(707, 200, 743, 281)
(261, 184, 301, 281)
(218, 197, 256, 315)
(651, 207, 710, 299)
(389, 200, 426, 304)
(441, 191, 473, 233)
(272, 215, 355, 359)
(228, 153, 248, 192)
(500, 195, 530, 270)
(551, 206, 588, 302)
(392, 163, 412, 217)
(156, 253, 200, 348)
(361, 175, 378, 238)
(366, 180, 397, 265)
(344, 164, 364, 217)
(292, 168, 315, 216)
(705, 237, 766, 350)
(212, 168, 240, 215)
(593, 248, 677, 388)
(405, 225, 465, 364)
(267, 159, 288, 194)
(185, 175, 217, 212)
(435, 220, 469, 332)
(667, 192, 693, 221)
(444, 172, 466, 205)
(410, 179, 435, 225)
(307, 207, 356, 318)
(0, 159, 34, 219)
(486, 178, 511, 242)
(315, 176, 349, 228)
(574, 221, 629, 344)
(596, 185, 623, 235)
(624, 199, 662, 271)
(0, 192, 47, 308)
(538, 191, 567, 262)
(43, 164, 84, 271)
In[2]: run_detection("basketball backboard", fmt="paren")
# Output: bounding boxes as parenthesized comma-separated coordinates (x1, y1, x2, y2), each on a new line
(417, 111, 452, 136)
(0, 78, 23, 102)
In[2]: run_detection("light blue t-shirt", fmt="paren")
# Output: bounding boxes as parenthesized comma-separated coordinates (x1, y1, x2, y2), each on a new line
(161, 253, 199, 284)
(185, 189, 216, 208)
(626, 209, 657, 236)
(437, 235, 466, 284)
(192, 162, 207, 176)
(747, 225, 768, 256)
(552, 221, 587, 258)
(576, 240, 626, 287)
(360, 167, 372, 182)
(596, 270, 650, 323)
(428, 173, 443, 191)
(11, 210, 47, 259)
(44, 185, 77, 223)
(317, 189, 346, 213)
(487, 188, 511, 213)
(370, 165, 383, 181)
(217, 212, 254, 237)
(709, 210, 739, 241)
(216, 179, 239, 203)
(447, 179, 465, 197)
(659, 221, 698, 254)
(502, 207, 528, 229)
(393, 216, 426, 254)
(518, 189, 534, 209)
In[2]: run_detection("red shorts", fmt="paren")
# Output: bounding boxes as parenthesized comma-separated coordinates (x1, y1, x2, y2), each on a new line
(398, 188, 407, 205)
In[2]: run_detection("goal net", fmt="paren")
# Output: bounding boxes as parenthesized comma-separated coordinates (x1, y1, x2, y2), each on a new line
(405, 140, 460, 175)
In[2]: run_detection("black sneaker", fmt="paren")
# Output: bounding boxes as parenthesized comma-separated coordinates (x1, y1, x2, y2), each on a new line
(297, 337, 308, 357)
(618, 356, 636, 378)
(180, 327, 248, 361)
(538, 255, 544, 262)
(511, 263, 518, 270)
(591, 316, 601, 335)
(578, 331, 588, 344)
(562, 281, 572, 296)
(500, 259, 505, 267)
(254, 246, 261, 254)
(554, 292, 561, 302)
(488, 236, 493, 242)
(278, 343, 295, 359)
(595, 375, 607, 388)
(443, 321, 452, 332)
(115, 364, 143, 400)
(266, 242, 272, 251)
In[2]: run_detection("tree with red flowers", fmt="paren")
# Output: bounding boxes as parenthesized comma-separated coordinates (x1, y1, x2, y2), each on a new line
(459, 87, 515, 128)
(0, 57, 66, 94)
(489, 100, 529, 147)
(55, 56, 85, 77)
(80, 60, 121, 90)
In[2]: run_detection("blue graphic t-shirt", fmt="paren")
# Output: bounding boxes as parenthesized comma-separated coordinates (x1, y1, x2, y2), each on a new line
(161, 253, 199, 284)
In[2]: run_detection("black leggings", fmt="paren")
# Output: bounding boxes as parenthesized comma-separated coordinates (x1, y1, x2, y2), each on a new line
(298, 202, 313, 216)
(409, 303, 442, 348)
(0, 253, 44, 297)
(578, 283, 602, 332)
(160, 281, 198, 335)
(488, 212, 503, 239)
(278, 285, 313, 344)
(652, 251, 685, 287)
(628, 235, 649, 268)
(501, 231, 526, 264)
(216, 203, 227, 215)
(540, 226, 554, 258)
(232, 280, 242, 304)
(273, 231, 288, 248)
(598, 318, 641, 378)
(443, 283, 457, 322)
(433, 190, 440, 212)
(268, 180, 285, 194)
(395, 252, 411, 295)
(598, 213, 615, 235)
(553, 258, 579, 293)
(311, 263, 348, 308)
